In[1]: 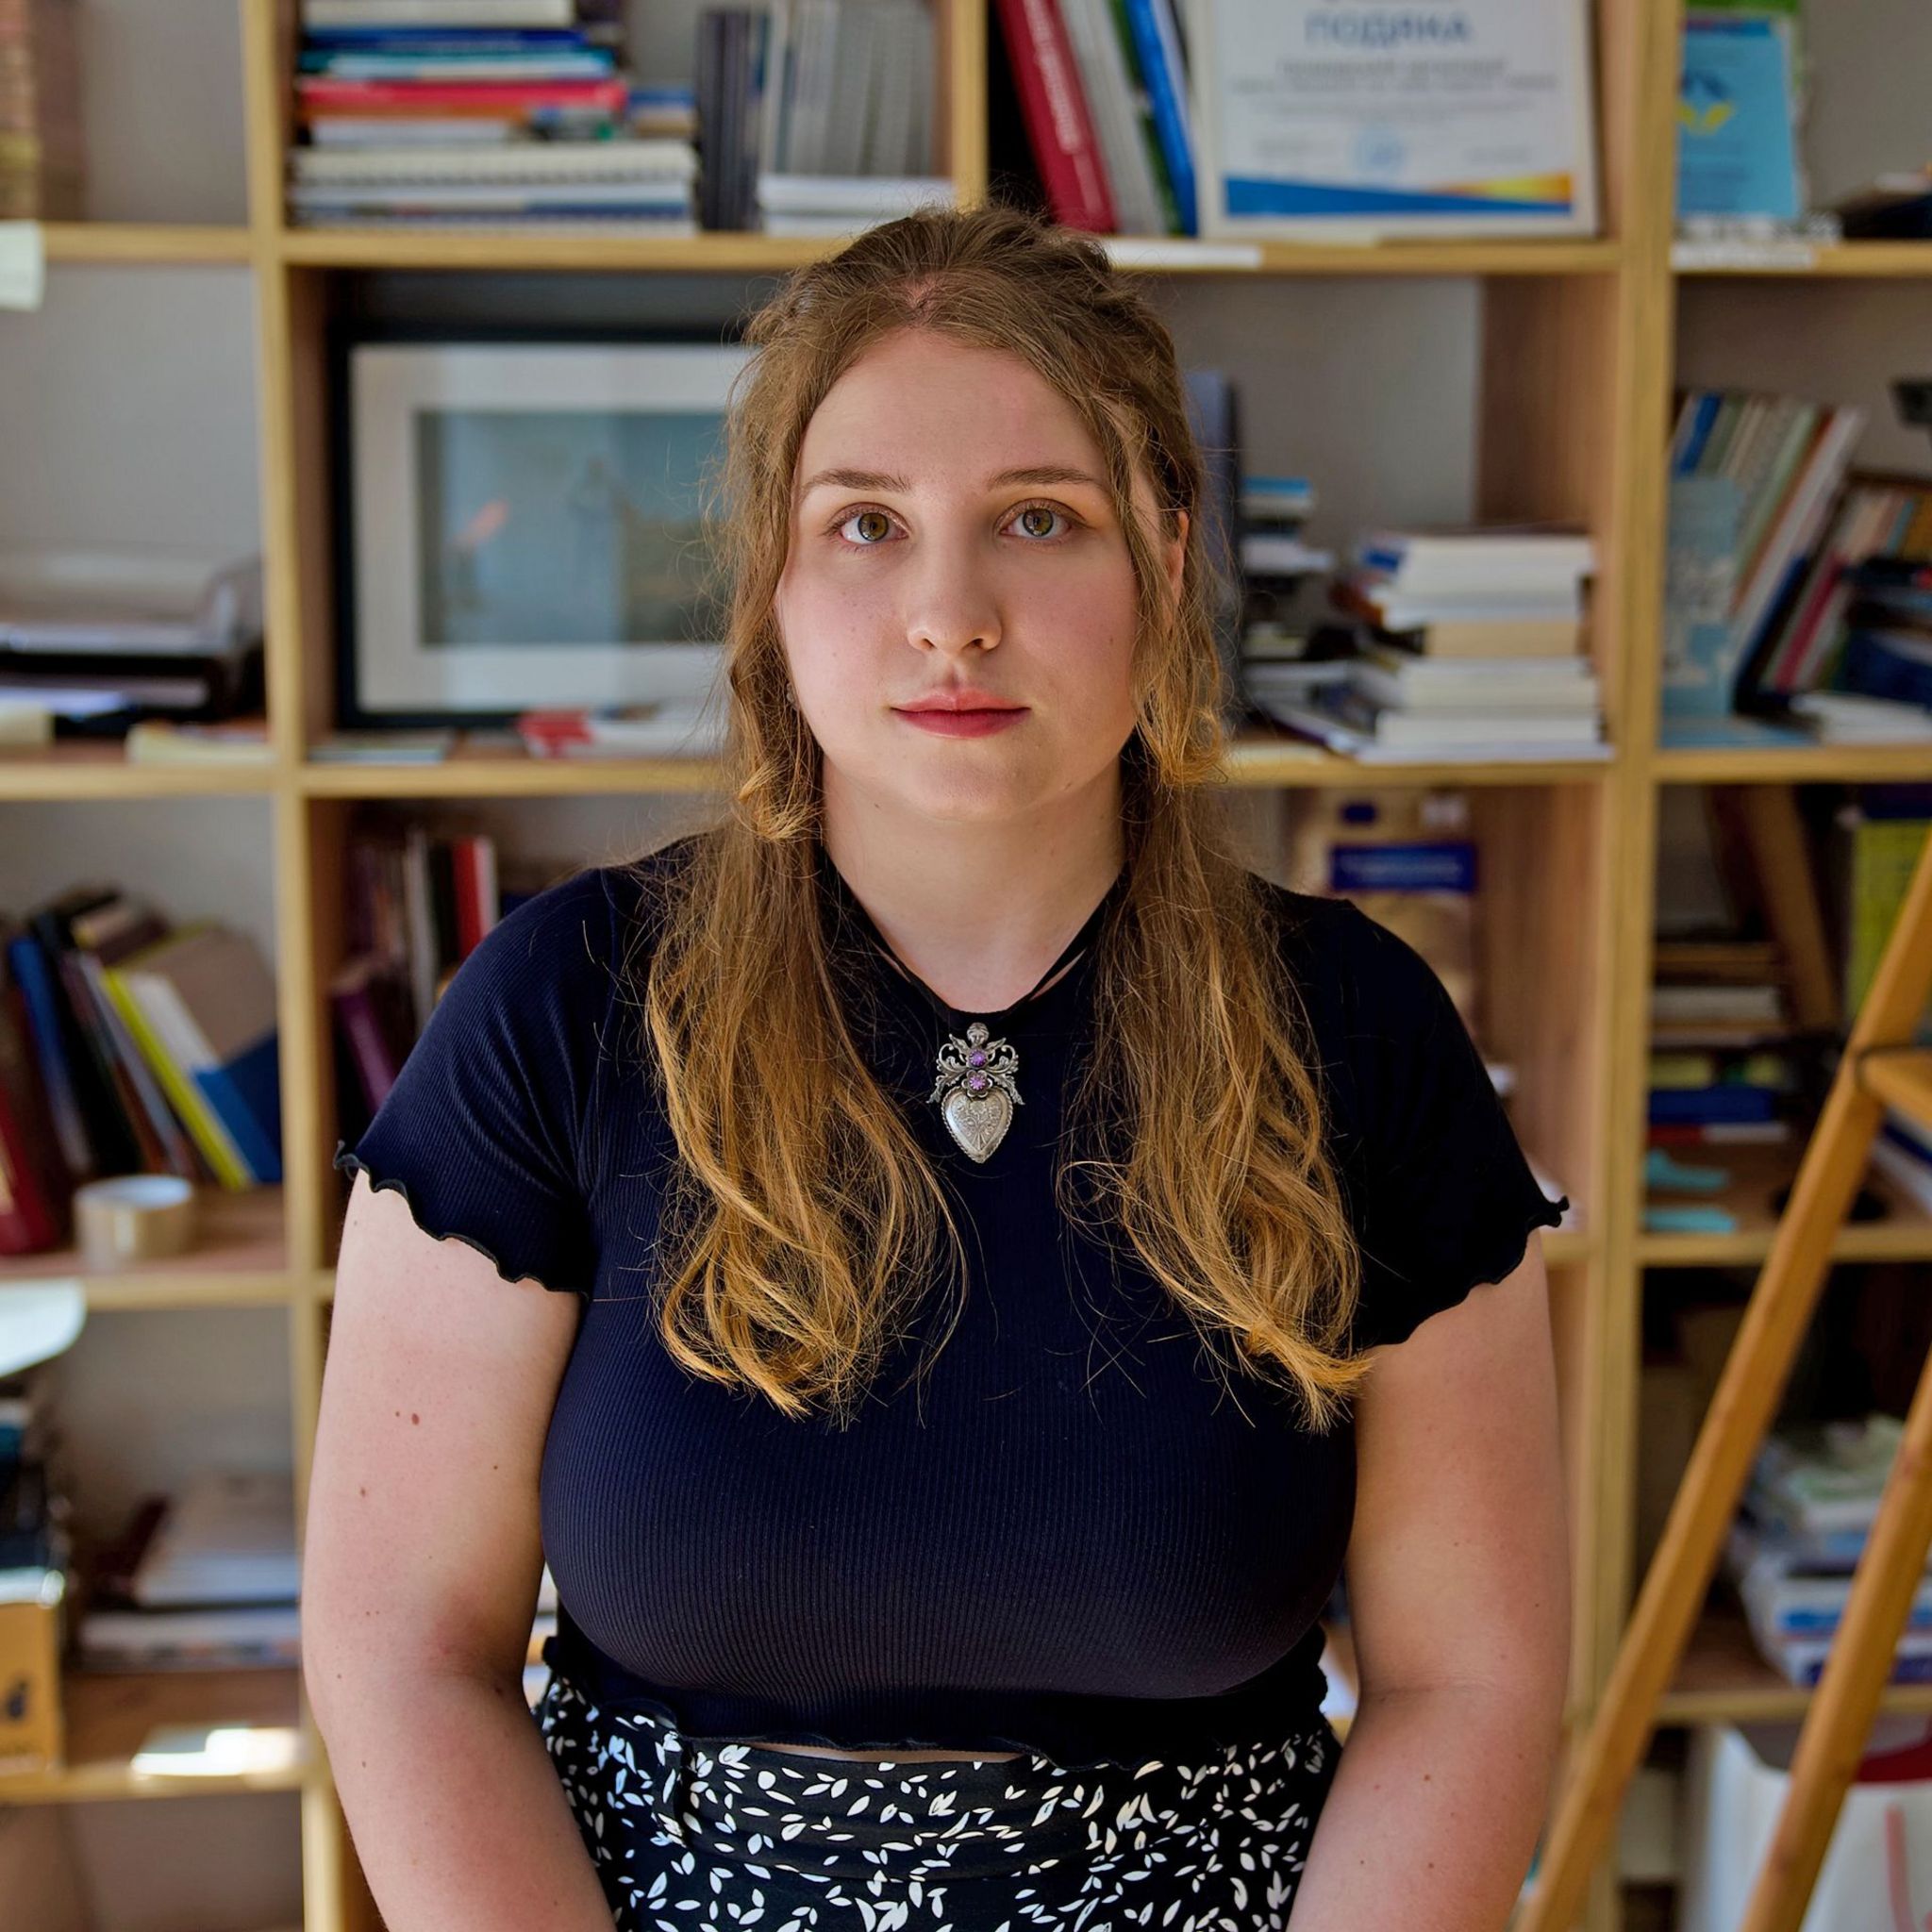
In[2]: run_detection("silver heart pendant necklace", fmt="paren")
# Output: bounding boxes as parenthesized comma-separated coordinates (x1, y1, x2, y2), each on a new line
(928, 1021, 1025, 1163)
(824, 854, 1121, 1164)
(910, 880, 1123, 1163)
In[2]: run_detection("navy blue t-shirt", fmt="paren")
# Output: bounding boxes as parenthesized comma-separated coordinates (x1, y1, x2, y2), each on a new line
(333, 828, 1568, 1768)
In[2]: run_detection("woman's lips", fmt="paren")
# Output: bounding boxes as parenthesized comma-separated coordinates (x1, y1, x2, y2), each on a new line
(892, 708, 1029, 737)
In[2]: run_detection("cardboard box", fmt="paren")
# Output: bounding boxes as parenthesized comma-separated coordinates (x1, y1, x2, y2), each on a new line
(0, 1569, 66, 1774)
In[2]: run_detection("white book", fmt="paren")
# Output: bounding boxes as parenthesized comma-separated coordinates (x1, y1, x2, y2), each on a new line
(293, 140, 697, 184)
(1058, 0, 1164, 234)
(1241, 534, 1333, 575)
(293, 211, 703, 233)
(132, 1470, 298, 1608)
(305, 0, 577, 25)
(291, 179, 693, 211)
(1649, 985, 1785, 1021)
(1731, 404, 1868, 658)
(1349, 662, 1600, 715)
(1873, 1136, 1932, 1216)
(1355, 641, 1593, 683)
(1362, 587, 1587, 627)
(1790, 691, 1932, 743)
(1349, 738, 1613, 766)
(786, 0, 839, 177)
(308, 119, 519, 147)
(1361, 526, 1598, 578)
(755, 172, 952, 215)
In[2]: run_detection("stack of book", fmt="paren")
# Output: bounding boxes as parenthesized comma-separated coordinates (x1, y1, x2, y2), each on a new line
(0, 552, 263, 742)
(742, 0, 948, 235)
(996, 0, 1190, 239)
(1, 887, 283, 1259)
(1647, 937, 1796, 1145)
(0, 1362, 69, 1604)
(289, 0, 699, 231)
(1740, 480, 1932, 731)
(1238, 476, 1331, 665)
(1248, 525, 1607, 762)
(0, 0, 82, 220)
(76, 1471, 300, 1672)
(1661, 388, 1907, 748)
(1724, 1413, 1932, 1688)
(991, 0, 1194, 236)
(1649, 1041, 1797, 1139)
(330, 821, 569, 1141)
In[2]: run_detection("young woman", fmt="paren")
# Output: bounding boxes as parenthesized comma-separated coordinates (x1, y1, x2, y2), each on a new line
(308, 203, 1572, 1932)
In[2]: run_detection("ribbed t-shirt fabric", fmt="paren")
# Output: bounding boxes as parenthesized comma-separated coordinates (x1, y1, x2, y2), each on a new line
(333, 827, 1569, 1770)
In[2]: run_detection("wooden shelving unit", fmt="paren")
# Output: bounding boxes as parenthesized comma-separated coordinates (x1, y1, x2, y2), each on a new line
(5, 2, 1930, 1926)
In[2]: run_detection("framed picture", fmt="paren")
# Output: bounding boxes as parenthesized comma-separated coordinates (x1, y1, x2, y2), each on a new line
(1185, 0, 1600, 242)
(330, 319, 754, 730)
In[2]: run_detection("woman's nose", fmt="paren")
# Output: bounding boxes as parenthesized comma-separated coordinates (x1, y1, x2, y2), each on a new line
(901, 527, 1004, 658)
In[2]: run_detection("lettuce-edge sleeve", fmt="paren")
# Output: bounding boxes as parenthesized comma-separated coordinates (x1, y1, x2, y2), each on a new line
(1332, 900, 1570, 1353)
(333, 866, 617, 1297)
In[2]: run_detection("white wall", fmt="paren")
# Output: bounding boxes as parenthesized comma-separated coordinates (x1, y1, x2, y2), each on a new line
(0, 266, 260, 558)
(1795, 0, 1932, 208)
(42, 1306, 293, 1542)
(0, 798, 276, 966)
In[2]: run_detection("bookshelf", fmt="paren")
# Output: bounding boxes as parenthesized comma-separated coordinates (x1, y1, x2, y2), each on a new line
(3, 2, 1929, 1927)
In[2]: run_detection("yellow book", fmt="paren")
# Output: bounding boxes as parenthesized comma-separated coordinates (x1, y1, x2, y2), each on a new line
(98, 955, 249, 1191)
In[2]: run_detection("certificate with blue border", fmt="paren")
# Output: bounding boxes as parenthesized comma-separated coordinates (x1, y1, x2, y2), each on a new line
(1186, 0, 1600, 242)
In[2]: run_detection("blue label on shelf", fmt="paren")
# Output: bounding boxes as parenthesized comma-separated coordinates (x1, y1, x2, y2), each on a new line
(1328, 841, 1476, 894)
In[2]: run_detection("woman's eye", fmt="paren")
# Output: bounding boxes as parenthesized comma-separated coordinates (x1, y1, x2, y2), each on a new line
(1008, 502, 1073, 541)
(836, 507, 896, 545)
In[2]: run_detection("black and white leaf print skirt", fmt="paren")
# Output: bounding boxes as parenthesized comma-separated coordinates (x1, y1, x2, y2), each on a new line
(535, 1664, 1342, 1930)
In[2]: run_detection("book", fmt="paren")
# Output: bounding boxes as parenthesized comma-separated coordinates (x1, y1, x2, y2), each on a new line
(103, 922, 283, 1188)
(1253, 678, 1609, 762)
(1120, 0, 1192, 235)
(993, 0, 1115, 233)
(291, 136, 695, 181)
(1055, 0, 1163, 234)
(1355, 525, 1598, 591)
(1676, 12, 1803, 224)
(131, 1470, 299, 1608)
(304, 0, 585, 26)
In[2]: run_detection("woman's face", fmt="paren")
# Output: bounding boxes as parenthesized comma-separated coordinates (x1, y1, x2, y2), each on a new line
(773, 328, 1186, 830)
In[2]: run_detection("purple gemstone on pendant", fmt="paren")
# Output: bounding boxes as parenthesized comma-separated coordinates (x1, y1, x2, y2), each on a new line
(967, 1073, 989, 1092)
(968, 1050, 988, 1066)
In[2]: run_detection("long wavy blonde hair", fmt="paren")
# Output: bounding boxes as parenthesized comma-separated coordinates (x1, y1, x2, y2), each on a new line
(623, 202, 1371, 1433)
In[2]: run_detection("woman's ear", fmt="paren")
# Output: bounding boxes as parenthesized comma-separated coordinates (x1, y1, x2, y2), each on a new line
(1166, 508, 1190, 603)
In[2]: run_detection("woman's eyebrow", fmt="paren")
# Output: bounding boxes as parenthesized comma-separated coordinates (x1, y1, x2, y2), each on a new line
(796, 463, 1109, 499)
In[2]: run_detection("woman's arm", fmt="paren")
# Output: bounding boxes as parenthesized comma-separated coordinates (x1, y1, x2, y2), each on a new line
(1291, 1233, 1570, 1929)
(302, 1171, 615, 1932)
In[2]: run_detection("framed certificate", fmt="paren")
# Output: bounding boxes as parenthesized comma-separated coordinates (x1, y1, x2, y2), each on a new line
(1185, 0, 1600, 242)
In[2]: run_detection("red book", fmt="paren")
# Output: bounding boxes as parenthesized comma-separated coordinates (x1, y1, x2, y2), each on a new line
(0, 961, 71, 1256)
(992, 0, 1116, 234)
(295, 76, 629, 113)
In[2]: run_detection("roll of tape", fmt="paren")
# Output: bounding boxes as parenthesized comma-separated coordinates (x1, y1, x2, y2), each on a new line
(73, 1174, 199, 1268)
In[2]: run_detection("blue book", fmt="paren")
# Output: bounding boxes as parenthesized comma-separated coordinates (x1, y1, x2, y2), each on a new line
(302, 27, 591, 48)
(1833, 629, 1932, 710)
(195, 1033, 282, 1186)
(1673, 391, 1724, 475)
(1328, 841, 1477, 896)
(1122, 0, 1195, 237)
(1676, 15, 1802, 221)
(1649, 1087, 1781, 1126)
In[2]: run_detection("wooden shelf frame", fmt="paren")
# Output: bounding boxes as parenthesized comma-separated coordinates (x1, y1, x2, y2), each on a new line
(6, 3, 1930, 1926)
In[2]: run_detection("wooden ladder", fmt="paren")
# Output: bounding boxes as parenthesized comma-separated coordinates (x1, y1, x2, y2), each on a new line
(1520, 818, 1932, 1932)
